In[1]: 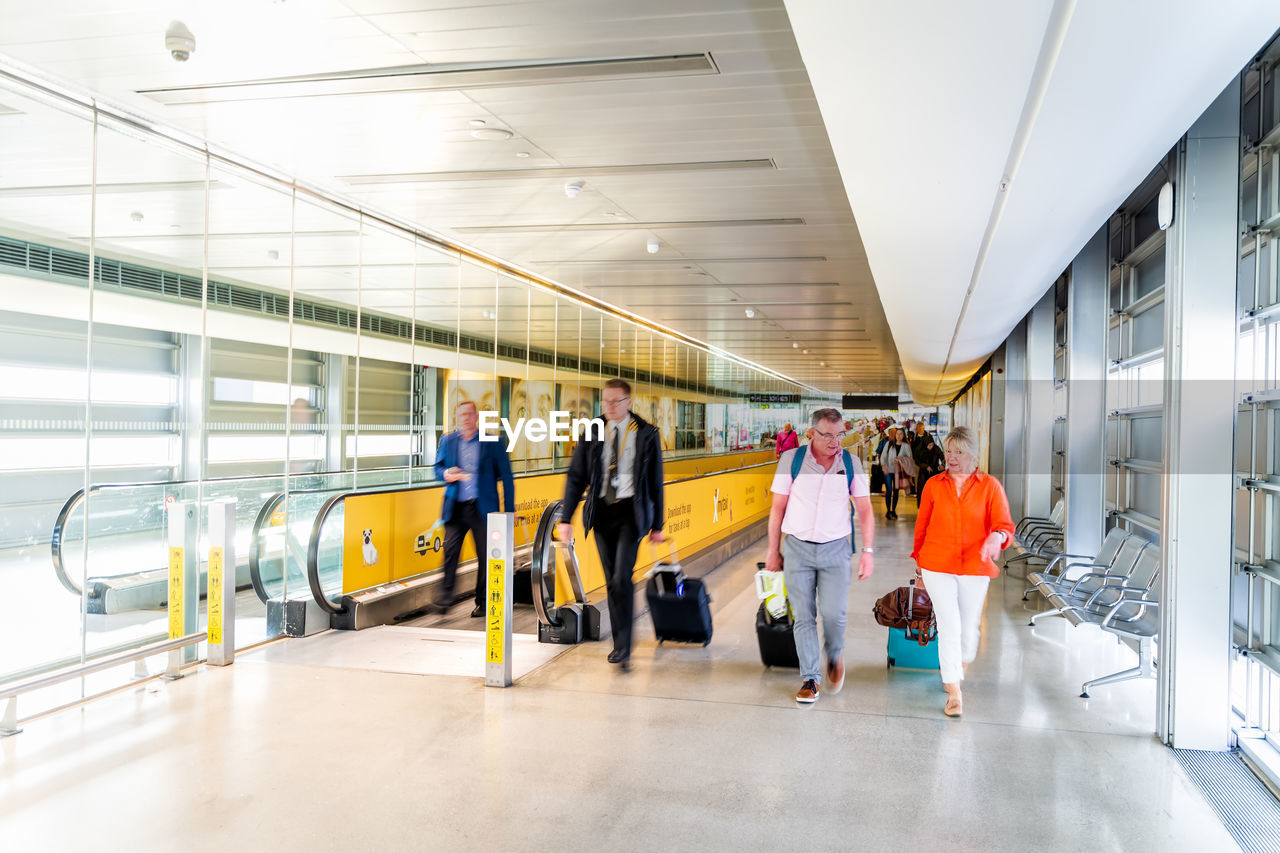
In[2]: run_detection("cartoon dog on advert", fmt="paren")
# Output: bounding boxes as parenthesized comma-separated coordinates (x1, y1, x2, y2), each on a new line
(361, 528, 379, 568)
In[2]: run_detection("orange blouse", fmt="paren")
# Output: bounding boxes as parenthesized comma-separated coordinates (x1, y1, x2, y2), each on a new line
(911, 469, 1016, 578)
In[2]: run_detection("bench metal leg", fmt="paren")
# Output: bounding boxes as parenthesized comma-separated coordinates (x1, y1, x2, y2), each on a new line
(1029, 607, 1062, 626)
(1, 696, 21, 737)
(1080, 638, 1155, 698)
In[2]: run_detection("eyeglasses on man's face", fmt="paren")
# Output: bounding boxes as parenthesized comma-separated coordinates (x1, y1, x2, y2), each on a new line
(602, 395, 630, 407)
(814, 429, 846, 442)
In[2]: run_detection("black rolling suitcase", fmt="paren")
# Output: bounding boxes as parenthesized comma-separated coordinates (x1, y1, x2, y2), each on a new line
(646, 553, 713, 646)
(754, 562, 798, 667)
(756, 603, 799, 667)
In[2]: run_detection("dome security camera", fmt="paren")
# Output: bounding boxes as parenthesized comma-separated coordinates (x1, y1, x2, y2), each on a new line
(564, 180, 584, 199)
(165, 21, 196, 62)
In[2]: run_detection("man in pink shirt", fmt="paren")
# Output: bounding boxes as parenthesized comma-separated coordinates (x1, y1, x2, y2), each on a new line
(765, 408, 875, 704)
(774, 422, 799, 457)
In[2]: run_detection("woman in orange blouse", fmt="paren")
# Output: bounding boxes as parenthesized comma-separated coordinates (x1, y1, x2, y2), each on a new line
(910, 426, 1016, 717)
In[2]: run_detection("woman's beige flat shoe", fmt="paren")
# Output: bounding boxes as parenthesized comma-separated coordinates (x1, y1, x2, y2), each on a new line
(943, 684, 963, 717)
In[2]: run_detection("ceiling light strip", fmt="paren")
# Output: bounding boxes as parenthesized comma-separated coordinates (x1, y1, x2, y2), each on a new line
(530, 256, 827, 265)
(340, 159, 775, 185)
(455, 218, 804, 233)
(138, 54, 718, 106)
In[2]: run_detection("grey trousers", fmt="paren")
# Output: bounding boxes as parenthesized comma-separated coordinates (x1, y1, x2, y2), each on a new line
(782, 535, 853, 683)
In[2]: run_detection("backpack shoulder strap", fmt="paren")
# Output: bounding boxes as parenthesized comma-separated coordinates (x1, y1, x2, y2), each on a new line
(841, 449, 854, 490)
(790, 445, 806, 480)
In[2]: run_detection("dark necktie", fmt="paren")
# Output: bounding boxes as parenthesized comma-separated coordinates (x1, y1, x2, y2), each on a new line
(604, 424, 620, 504)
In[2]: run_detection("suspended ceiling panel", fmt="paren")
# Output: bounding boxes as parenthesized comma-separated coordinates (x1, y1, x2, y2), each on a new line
(0, 0, 894, 395)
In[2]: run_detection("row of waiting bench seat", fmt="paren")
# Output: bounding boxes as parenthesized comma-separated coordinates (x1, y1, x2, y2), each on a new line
(1014, 516, 1160, 699)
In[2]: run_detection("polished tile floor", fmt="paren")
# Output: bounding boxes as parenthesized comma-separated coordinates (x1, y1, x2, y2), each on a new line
(0, 497, 1240, 852)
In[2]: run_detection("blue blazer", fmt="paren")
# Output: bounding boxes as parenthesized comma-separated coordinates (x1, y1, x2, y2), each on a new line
(434, 431, 515, 522)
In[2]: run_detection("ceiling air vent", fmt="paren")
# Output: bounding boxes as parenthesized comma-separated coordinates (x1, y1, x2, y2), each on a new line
(138, 53, 718, 106)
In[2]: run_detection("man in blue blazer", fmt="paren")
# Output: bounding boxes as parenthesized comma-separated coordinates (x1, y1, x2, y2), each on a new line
(434, 400, 515, 616)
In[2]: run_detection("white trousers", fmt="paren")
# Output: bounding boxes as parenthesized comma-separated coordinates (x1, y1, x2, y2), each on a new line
(919, 570, 991, 684)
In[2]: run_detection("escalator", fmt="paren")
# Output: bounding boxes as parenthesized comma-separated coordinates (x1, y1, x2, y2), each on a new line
(289, 490, 598, 641)
(51, 469, 423, 614)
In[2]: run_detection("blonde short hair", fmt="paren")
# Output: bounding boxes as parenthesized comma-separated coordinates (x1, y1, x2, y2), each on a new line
(944, 426, 978, 460)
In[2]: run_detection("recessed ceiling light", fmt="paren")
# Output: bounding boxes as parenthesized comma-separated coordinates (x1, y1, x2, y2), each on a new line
(130, 211, 144, 222)
(482, 310, 495, 319)
(744, 308, 756, 318)
(470, 127, 513, 141)
(468, 119, 487, 127)
(803, 349, 808, 354)
(792, 342, 799, 348)
(515, 151, 531, 158)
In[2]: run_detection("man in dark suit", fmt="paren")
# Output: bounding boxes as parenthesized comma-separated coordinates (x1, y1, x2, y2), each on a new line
(434, 400, 515, 616)
(557, 379, 665, 670)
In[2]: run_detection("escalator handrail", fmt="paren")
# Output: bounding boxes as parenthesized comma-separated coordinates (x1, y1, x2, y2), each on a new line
(531, 502, 561, 627)
(248, 483, 362, 605)
(306, 491, 353, 615)
(50, 486, 98, 595)
(530, 500, 589, 628)
(247, 492, 287, 604)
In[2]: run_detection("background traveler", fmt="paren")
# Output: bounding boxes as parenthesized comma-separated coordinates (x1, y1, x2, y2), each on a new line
(775, 422, 799, 456)
(879, 425, 914, 519)
(434, 400, 516, 616)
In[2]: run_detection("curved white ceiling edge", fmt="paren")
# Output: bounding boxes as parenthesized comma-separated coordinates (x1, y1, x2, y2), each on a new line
(786, 0, 1280, 406)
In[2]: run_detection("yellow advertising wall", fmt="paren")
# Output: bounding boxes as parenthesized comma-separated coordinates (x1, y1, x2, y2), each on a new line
(341, 449, 781, 599)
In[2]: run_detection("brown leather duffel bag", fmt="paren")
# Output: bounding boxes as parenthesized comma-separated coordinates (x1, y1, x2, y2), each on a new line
(872, 579, 936, 646)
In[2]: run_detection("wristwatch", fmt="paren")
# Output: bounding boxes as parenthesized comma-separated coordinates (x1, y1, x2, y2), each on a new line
(861, 547, 875, 554)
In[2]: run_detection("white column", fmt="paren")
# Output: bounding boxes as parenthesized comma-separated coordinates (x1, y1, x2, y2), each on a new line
(1002, 321, 1028, 518)
(1159, 80, 1239, 750)
(1065, 228, 1108, 558)
(1025, 291, 1056, 518)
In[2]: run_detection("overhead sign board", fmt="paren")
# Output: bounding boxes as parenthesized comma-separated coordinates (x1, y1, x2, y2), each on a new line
(747, 394, 800, 404)
(842, 395, 901, 410)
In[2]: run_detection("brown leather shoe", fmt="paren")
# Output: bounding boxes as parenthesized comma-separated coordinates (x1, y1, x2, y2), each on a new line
(826, 657, 845, 695)
(796, 679, 819, 704)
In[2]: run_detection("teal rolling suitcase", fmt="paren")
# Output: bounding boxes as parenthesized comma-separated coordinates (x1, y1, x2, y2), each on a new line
(886, 625, 940, 670)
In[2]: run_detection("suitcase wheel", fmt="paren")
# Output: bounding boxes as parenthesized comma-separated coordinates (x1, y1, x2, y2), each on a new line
(887, 657, 894, 669)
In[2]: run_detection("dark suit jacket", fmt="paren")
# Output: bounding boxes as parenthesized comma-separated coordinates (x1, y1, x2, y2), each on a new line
(561, 411, 664, 536)
(434, 430, 515, 523)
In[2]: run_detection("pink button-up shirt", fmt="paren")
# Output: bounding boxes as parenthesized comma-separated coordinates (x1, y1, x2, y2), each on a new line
(771, 448, 870, 543)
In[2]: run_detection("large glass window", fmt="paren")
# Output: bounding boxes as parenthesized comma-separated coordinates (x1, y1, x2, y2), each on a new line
(1234, 46, 1280, 753)
(1104, 165, 1170, 543)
